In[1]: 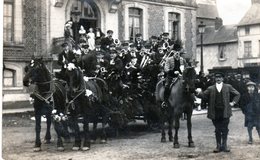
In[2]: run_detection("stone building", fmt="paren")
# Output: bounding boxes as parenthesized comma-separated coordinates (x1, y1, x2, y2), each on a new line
(3, 0, 198, 102)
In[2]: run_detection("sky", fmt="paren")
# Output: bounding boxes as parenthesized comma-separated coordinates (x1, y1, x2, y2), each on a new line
(216, 0, 252, 25)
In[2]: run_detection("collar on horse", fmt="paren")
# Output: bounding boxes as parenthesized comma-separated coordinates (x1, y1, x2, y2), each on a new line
(32, 80, 55, 104)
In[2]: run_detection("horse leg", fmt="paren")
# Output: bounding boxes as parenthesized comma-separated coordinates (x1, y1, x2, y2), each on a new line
(53, 121, 65, 151)
(100, 105, 108, 144)
(173, 116, 180, 148)
(91, 121, 97, 143)
(71, 116, 81, 151)
(187, 112, 195, 147)
(62, 120, 71, 143)
(44, 114, 52, 144)
(82, 115, 91, 151)
(160, 113, 166, 142)
(34, 115, 42, 152)
(168, 117, 173, 142)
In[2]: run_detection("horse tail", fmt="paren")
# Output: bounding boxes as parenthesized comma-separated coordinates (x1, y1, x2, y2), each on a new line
(155, 78, 165, 102)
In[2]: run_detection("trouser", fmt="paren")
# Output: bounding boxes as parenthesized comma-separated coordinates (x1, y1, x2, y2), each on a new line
(212, 118, 230, 150)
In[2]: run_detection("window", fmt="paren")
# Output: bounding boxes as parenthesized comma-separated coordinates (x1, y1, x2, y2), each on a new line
(129, 8, 142, 41)
(244, 41, 252, 57)
(4, 1, 14, 42)
(245, 26, 250, 35)
(168, 12, 180, 41)
(4, 69, 15, 87)
(218, 44, 226, 61)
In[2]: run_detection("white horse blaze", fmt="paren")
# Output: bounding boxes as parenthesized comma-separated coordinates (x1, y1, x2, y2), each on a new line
(85, 89, 93, 97)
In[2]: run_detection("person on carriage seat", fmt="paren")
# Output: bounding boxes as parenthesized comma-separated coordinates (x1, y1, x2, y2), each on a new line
(162, 48, 186, 107)
(100, 30, 114, 52)
(56, 42, 76, 82)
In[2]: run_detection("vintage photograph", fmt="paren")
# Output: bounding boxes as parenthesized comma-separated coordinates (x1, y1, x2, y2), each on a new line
(2, 0, 260, 159)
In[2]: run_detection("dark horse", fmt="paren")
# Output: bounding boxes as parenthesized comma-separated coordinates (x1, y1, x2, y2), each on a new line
(65, 63, 109, 151)
(23, 57, 69, 151)
(155, 66, 197, 148)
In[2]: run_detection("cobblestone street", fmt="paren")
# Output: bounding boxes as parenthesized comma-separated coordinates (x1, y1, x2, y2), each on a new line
(3, 110, 260, 160)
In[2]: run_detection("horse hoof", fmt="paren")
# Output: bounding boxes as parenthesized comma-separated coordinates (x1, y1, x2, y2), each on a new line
(33, 147, 41, 152)
(100, 139, 107, 144)
(81, 147, 90, 151)
(161, 138, 166, 143)
(189, 142, 195, 148)
(57, 147, 65, 151)
(72, 146, 80, 151)
(173, 143, 180, 148)
(90, 139, 96, 144)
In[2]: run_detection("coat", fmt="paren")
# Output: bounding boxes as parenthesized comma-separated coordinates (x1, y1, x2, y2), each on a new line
(240, 92, 260, 127)
(197, 83, 240, 120)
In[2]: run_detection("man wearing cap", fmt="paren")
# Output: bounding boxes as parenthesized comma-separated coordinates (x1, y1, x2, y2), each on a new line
(57, 43, 76, 80)
(196, 72, 240, 153)
(240, 81, 260, 144)
(100, 30, 114, 52)
(161, 32, 174, 51)
(162, 51, 186, 107)
(134, 33, 144, 51)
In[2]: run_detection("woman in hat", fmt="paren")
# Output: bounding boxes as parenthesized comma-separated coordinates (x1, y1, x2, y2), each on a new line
(240, 81, 260, 144)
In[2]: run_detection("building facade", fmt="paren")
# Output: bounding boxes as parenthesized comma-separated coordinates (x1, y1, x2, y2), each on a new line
(3, 0, 198, 102)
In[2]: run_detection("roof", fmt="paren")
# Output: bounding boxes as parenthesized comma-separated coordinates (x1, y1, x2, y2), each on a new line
(238, 3, 260, 26)
(197, 25, 238, 45)
(197, 4, 219, 19)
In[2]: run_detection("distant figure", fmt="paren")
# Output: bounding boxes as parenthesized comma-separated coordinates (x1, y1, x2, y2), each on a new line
(87, 28, 95, 51)
(240, 81, 260, 144)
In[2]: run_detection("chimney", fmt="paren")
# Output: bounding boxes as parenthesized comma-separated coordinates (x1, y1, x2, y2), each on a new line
(215, 17, 223, 30)
(252, 0, 260, 4)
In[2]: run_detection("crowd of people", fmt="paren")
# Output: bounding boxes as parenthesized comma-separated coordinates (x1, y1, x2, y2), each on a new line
(56, 21, 260, 153)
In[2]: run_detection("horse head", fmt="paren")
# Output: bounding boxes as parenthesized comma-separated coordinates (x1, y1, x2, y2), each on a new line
(23, 57, 51, 87)
(182, 67, 197, 94)
(66, 63, 84, 93)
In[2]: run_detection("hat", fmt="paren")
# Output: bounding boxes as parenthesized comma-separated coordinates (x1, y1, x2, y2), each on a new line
(136, 33, 142, 37)
(81, 44, 89, 49)
(107, 30, 113, 34)
(61, 42, 69, 47)
(151, 36, 158, 39)
(162, 32, 169, 36)
(215, 72, 224, 78)
(246, 81, 256, 86)
(144, 43, 152, 49)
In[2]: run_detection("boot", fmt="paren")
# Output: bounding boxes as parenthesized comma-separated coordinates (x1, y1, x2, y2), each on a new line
(162, 86, 170, 108)
(222, 134, 230, 152)
(213, 133, 221, 153)
(248, 127, 253, 144)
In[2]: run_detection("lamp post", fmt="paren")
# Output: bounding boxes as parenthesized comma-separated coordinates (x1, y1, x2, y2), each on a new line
(198, 21, 206, 74)
(71, 6, 81, 44)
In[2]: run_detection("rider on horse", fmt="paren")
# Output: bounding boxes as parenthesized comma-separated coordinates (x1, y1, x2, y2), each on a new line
(162, 49, 186, 107)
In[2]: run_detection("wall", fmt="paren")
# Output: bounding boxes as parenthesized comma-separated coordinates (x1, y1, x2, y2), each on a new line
(196, 42, 238, 74)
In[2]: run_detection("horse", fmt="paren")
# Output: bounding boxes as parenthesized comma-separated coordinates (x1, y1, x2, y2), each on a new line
(155, 66, 197, 148)
(23, 57, 70, 151)
(65, 63, 109, 150)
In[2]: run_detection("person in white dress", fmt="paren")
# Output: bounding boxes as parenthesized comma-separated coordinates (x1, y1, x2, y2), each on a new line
(87, 28, 95, 51)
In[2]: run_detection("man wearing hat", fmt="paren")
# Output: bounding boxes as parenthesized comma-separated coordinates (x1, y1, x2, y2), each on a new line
(57, 42, 76, 80)
(100, 30, 114, 52)
(162, 50, 186, 108)
(196, 72, 240, 153)
(240, 81, 260, 144)
(134, 33, 144, 51)
(161, 32, 174, 51)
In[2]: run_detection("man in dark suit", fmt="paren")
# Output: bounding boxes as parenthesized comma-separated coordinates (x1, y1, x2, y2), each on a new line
(56, 42, 76, 81)
(196, 72, 240, 153)
(100, 30, 114, 52)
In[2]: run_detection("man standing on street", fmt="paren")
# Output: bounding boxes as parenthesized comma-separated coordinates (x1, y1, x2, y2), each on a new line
(196, 72, 240, 153)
